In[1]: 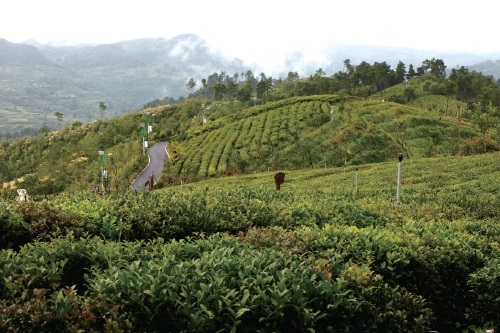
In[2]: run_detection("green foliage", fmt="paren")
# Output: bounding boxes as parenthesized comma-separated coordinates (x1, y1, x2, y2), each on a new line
(0, 153, 499, 331)
(1, 58, 500, 332)
(0, 201, 89, 250)
(2, 68, 500, 194)
(467, 257, 500, 329)
(0, 236, 129, 332)
(0, 233, 433, 332)
(0, 111, 160, 194)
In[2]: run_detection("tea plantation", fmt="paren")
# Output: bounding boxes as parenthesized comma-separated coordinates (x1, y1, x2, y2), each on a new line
(1, 153, 498, 332)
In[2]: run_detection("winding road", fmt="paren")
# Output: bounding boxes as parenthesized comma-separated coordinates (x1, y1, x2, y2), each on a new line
(130, 141, 169, 191)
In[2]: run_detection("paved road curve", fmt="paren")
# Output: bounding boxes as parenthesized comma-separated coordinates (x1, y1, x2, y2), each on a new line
(130, 141, 168, 191)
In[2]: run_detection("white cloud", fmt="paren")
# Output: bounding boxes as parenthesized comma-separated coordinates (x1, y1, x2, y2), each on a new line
(2, 0, 499, 70)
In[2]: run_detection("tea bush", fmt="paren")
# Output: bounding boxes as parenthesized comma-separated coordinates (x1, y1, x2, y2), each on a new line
(1, 153, 498, 331)
(0, 201, 90, 250)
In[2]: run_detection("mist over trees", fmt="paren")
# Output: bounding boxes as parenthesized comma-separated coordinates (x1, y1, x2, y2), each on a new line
(175, 58, 500, 115)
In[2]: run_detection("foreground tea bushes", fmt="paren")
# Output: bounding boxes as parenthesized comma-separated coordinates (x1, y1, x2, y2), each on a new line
(88, 241, 431, 332)
(0, 219, 497, 332)
(246, 223, 498, 332)
(1, 232, 433, 332)
(1, 187, 389, 248)
(1, 153, 498, 331)
(0, 201, 91, 250)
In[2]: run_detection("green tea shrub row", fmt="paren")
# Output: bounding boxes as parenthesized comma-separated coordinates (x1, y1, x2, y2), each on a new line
(242, 223, 499, 332)
(0, 235, 135, 332)
(1, 220, 497, 331)
(103, 188, 387, 241)
(1, 181, 495, 251)
(0, 186, 424, 250)
(170, 96, 339, 177)
(0, 201, 90, 250)
(0, 234, 432, 332)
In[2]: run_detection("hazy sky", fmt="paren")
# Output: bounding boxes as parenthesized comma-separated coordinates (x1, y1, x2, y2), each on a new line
(2, 0, 498, 71)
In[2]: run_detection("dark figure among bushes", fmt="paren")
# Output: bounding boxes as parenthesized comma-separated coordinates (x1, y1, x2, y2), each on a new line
(274, 172, 285, 190)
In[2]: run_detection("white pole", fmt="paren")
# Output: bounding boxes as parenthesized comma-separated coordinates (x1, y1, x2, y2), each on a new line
(355, 167, 358, 192)
(98, 151, 105, 195)
(101, 166, 105, 195)
(396, 153, 403, 203)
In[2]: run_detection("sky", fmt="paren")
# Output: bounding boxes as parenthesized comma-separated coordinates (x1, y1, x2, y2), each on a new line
(2, 0, 498, 72)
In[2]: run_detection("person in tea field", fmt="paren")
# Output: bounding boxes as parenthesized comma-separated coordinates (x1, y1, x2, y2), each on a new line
(16, 189, 29, 202)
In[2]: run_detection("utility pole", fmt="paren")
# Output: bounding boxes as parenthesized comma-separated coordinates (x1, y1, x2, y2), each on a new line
(98, 151, 106, 195)
(141, 123, 146, 155)
(141, 112, 153, 155)
(146, 112, 152, 133)
(355, 167, 358, 193)
(396, 153, 403, 203)
(98, 150, 111, 194)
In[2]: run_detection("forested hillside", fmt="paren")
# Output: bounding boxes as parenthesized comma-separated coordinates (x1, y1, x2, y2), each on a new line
(1, 57, 499, 197)
(469, 59, 500, 79)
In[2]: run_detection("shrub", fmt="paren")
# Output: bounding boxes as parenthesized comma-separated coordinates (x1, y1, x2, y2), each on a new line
(0, 202, 89, 250)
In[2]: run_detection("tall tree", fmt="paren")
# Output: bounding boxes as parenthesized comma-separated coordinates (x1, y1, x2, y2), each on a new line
(314, 68, 326, 77)
(343, 59, 354, 74)
(372, 62, 392, 92)
(213, 83, 226, 101)
(186, 78, 196, 95)
(256, 73, 273, 101)
(354, 61, 373, 86)
(98, 101, 107, 119)
(419, 58, 447, 79)
(406, 64, 416, 80)
(54, 112, 63, 130)
(201, 79, 208, 99)
(472, 103, 499, 153)
(445, 81, 457, 115)
(394, 61, 406, 84)
(286, 71, 300, 82)
(341, 59, 355, 92)
(237, 80, 253, 102)
(449, 66, 474, 101)
(429, 58, 447, 79)
(225, 77, 238, 100)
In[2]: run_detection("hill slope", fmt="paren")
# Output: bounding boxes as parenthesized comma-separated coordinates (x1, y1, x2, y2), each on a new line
(1, 73, 497, 197)
(0, 35, 247, 136)
(2, 34, 500, 139)
(162, 91, 493, 185)
(0, 67, 499, 332)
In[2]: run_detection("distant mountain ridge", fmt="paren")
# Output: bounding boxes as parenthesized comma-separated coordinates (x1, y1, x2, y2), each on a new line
(0, 34, 248, 137)
(0, 34, 499, 138)
(468, 59, 500, 78)
(0, 38, 53, 65)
